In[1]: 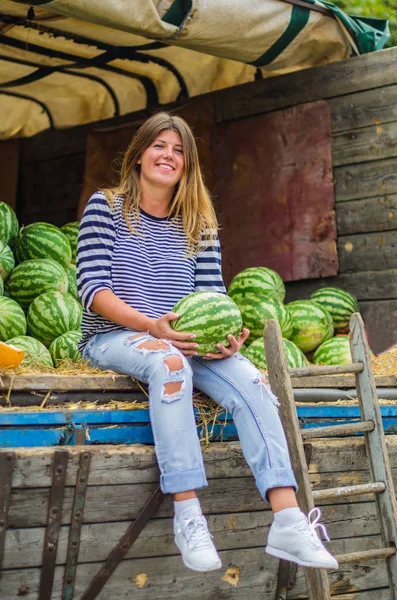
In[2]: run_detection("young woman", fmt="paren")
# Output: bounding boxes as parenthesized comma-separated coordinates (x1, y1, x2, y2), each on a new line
(76, 112, 338, 573)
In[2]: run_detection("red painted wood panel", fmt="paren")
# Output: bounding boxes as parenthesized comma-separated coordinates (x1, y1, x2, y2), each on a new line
(212, 100, 338, 285)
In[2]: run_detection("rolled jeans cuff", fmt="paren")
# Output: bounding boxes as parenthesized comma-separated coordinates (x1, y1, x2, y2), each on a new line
(160, 467, 208, 494)
(256, 468, 298, 504)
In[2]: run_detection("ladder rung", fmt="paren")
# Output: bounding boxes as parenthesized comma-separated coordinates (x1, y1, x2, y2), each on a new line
(312, 481, 385, 501)
(301, 420, 374, 440)
(289, 363, 363, 378)
(334, 547, 396, 564)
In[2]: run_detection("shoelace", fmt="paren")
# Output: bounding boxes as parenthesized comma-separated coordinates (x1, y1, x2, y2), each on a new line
(179, 515, 213, 551)
(296, 507, 330, 546)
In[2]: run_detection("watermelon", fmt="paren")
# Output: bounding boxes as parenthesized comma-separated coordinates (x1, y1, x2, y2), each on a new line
(228, 267, 285, 303)
(6, 335, 54, 368)
(239, 344, 249, 358)
(49, 330, 82, 365)
(310, 287, 359, 332)
(233, 295, 292, 345)
(245, 337, 306, 371)
(66, 264, 79, 300)
(0, 202, 18, 247)
(7, 259, 68, 309)
(15, 222, 72, 269)
(0, 297, 27, 341)
(0, 241, 15, 280)
(313, 335, 352, 365)
(286, 300, 334, 353)
(60, 221, 79, 263)
(27, 291, 82, 347)
(170, 292, 243, 354)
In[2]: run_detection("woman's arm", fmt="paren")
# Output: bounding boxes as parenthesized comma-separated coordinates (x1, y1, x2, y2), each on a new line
(90, 289, 152, 331)
(76, 193, 116, 311)
(76, 198, 198, 354)
(194, 232, 227, 293)
(91, 289, 199, 355)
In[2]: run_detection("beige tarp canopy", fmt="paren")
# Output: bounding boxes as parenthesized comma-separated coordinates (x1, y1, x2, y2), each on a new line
(0, 0, 389, 139)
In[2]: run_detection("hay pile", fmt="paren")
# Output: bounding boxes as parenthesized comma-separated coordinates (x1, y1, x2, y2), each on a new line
(1, 348, 397, 445)
(0, 360, 228, 445)
(372, 345, 397, 377)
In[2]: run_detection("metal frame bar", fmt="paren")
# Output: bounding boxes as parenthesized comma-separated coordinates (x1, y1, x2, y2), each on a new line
(39, 450, 69, 600)
(0, 452, 16, 573)
(0, 13, 188, 99)
(0, 33, 159, 106)
(80, 486, 165, 600)
(280, 0, 333, 17)
(0, 53, 120, 116)
(62, 451, 92, 600)
(0, 89, 54, 127)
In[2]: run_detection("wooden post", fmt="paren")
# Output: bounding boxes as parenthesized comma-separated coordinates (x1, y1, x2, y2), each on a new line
(350, 313, 397, 599)
(264, 319, 332, 600)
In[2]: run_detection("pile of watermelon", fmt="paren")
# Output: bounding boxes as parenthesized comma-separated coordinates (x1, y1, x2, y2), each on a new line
(0, 202, 82, 369)
(164, 264, 358, 369)
(0, 199, 360, 372)
(227, 265, 359, 370)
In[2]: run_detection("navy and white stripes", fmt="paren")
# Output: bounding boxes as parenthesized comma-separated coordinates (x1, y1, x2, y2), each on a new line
(76, 193, 226, 347)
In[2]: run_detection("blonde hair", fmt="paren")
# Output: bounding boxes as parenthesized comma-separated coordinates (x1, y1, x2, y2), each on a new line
(103, 112, 218, 254)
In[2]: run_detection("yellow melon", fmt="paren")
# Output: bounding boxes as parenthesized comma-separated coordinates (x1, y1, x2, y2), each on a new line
(0, 341, 24, 368)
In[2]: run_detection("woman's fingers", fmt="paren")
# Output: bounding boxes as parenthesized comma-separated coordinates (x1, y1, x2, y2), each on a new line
(171, 340, 199, 351)
(203, 342, 232, 360)
(171, 331, 197, 341)
(238, 328, 250, 344)
(202, 332, 246, 360)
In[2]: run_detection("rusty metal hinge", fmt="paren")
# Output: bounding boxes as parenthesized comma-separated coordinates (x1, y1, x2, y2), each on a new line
(0, 451, 16, 574)
(62, 451, 92, 600)
(39, 449, 69, 600)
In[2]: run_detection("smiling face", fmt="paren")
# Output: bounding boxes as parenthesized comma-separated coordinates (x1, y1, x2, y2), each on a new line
(139, 129, 184, 191)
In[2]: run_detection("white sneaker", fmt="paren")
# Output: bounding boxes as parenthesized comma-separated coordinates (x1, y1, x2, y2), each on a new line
(266, 508, 339, 569)
(174, 509, 222, 572)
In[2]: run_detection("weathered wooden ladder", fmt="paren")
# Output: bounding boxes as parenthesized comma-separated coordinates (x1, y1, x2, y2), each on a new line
(264, 313, 397, 600)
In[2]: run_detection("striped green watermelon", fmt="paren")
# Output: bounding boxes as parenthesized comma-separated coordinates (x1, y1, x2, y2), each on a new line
(228, 267, 285, 303)
(239, 344, 249, 358)
(286, 300, 334, 353)
(60, 221, 79, 263)
(171, 292, 243, 354)
(310, 287, 359, 332)
(313, 335, 352, 365)
(49, 330, 82, 365)
(0, 202, 18, 247)
(8, 259, 68, 309)
(234, 295, 292, 345)
(6, 335, 53, 368)
(0, 241, 15, 281)
(245, 337, 306, 371)
(27, 291, 82, 347)
(0, 297, 27, 341)
(15, 222, 72, 269)
(66, 264, 79, 300)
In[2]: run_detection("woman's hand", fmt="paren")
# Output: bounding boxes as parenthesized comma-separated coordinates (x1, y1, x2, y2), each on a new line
(148, 313, 200, 356)
(202, 328, 250, 360)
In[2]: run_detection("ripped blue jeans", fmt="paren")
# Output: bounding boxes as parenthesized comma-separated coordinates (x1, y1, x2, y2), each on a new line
(82, 328, 297, 501)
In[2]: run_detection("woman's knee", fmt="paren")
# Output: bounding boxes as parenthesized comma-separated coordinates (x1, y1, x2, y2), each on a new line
(137, 340, 191, 401)
(163, 353, 187, 397)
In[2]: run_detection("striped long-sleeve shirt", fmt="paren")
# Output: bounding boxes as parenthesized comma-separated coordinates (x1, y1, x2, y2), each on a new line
(76, 192, 226, 348)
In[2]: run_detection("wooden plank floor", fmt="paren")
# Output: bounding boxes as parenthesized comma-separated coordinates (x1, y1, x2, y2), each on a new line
(1, 438, 396, 598)
(0, 373, 396, 392)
